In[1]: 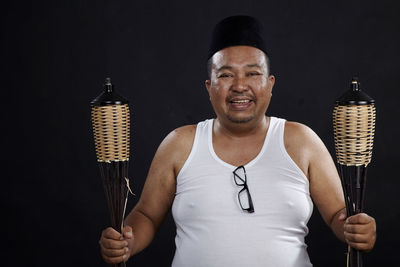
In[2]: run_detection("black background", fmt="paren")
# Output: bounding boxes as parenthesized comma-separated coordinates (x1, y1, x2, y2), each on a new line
(3, 0, 400, 266)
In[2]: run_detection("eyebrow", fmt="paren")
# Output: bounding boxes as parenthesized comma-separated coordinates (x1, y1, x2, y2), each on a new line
(216, 64, 262, 72)
(246, 64, 262, 68)
(216, 65, 233, 72)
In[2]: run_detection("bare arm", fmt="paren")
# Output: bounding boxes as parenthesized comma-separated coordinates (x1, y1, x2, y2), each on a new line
(126, 125, 195, 255)
(284, 122, 346, 240)
(285, 122, 375, 251)
(305, 124, 376, 251)
(305, 126, 347, 242)
(99, 125, 195, 264)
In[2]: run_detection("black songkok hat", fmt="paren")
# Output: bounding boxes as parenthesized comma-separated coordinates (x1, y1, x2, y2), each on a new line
(208, 15, 267, 59)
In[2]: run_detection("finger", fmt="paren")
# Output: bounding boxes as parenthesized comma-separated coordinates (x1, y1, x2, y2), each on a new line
(338, 212, 347, 221)
(123, 226, 133, 239)
(344, 232, 370, 243)
(347, 240, 373, 251)
(344, 223, 370, 234)
(101, 246, 129, 258)
(101, 239, 129, 250)
(346, 213, 373, 224)
(102, 254, 128, 265)
(102, 227, 122, 240)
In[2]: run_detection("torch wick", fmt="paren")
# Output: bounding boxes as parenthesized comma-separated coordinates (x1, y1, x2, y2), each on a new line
(104, 77, 113, 92)
(351, 76, 360, 91)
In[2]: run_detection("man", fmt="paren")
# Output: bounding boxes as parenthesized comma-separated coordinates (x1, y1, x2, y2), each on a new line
(99, 16, 376, 266)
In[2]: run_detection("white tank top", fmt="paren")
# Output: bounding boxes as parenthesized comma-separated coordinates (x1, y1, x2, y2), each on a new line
(171, 117, 313, 267)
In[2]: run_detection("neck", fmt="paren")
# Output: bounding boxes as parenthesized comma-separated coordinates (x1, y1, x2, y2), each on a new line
(214, 116, 269, 138)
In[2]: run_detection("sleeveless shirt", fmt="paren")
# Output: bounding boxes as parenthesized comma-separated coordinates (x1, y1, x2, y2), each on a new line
(171, 117, 313, 267)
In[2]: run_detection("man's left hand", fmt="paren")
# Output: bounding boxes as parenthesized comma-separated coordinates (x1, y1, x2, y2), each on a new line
(343, 213, 376, 252)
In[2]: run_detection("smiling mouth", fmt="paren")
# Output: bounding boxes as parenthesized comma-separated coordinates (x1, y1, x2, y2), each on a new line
(230, 99, 251, 104)
(228, 99, 254, 110)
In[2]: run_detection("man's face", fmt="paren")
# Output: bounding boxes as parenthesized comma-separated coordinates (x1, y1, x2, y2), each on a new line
(205, 46, 275, 125)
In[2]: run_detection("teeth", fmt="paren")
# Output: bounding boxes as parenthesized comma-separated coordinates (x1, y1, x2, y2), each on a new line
(232, 100, 250, 103)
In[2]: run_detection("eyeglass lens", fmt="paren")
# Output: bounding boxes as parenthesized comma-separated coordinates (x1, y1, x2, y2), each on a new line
(238, 187, 251, 210)
(233, 166, 246, 185)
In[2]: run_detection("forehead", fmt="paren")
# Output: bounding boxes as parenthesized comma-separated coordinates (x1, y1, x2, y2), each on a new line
(212, 46, 266, 69)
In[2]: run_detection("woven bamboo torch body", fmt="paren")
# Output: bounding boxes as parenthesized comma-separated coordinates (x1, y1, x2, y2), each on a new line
(91, 78, 131, 267)
(333, 77, 376, 267)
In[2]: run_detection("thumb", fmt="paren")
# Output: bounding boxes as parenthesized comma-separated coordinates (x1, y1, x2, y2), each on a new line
(338, 209, 347, 221)
(123, 225, 133, 239)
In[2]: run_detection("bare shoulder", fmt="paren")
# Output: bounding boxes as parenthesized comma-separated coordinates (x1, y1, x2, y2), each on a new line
(283, 121, 328, 178)
(160, 124, 196, 152)
(284, 121, 317, 140)
(284, 121, 326, 152)
(131, 124, 197, 228)
(168, 124, 197, 141)
(283, 120, 345, 227)
(156, 124, 197, 176)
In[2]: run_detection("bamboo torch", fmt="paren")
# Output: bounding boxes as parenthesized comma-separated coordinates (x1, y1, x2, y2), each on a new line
(91, 78, 132, 267)
(333, 77, 376, 267)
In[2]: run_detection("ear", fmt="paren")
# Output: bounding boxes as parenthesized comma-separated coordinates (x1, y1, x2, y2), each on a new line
(268, 75, 275, 95)
(205, 79, 211, 95)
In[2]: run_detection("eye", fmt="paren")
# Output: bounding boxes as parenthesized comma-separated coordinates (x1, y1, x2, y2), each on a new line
(217, 73, 233, 78)
(247, 72, 262, 77)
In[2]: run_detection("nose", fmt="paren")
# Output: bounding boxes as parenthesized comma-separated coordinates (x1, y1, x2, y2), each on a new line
(231, 76, 248, 93)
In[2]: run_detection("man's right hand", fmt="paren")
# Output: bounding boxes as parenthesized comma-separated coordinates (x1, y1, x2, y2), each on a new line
(99, 226, 133, 265)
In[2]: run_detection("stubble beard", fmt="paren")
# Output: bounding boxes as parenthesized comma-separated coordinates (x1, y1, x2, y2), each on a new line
(224, 94, 258, 124)
(226, 113, 256, 123)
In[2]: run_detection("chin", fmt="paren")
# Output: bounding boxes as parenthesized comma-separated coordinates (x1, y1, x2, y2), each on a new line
(226, 114, 255, 124)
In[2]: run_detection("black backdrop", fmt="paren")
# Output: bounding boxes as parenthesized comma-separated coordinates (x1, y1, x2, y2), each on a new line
(3, 0, 400, 266)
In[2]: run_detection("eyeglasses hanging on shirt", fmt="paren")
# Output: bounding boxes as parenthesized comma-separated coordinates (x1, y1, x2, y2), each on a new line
(233, 165, 255, 213)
